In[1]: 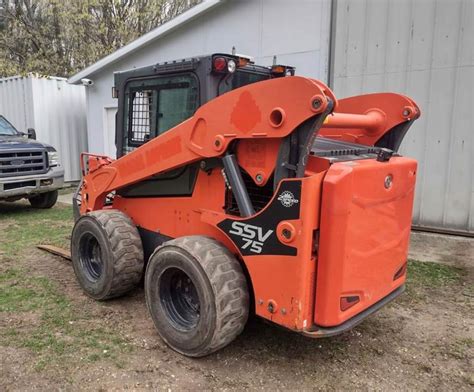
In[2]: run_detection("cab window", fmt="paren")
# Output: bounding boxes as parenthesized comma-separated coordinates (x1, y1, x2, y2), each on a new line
(218, 69, 270, 95)
(123, 74, 199, 155)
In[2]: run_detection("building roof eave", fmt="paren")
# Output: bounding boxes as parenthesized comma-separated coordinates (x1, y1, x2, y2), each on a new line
(68, 0, 226, 84)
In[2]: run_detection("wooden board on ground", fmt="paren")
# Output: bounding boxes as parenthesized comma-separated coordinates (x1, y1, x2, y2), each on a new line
(37, 244, 71, 260)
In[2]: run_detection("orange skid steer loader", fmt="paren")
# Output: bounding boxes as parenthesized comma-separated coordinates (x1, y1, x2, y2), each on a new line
(72, 54, 420, 357)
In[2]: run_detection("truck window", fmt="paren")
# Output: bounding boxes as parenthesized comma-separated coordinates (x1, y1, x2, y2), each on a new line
(0, 116, 20, 136)
(123, 74, 199, 154)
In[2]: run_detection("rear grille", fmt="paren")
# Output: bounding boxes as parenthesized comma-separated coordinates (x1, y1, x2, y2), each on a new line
(226, 170, 274, 216)
(0, 149, 48, 178)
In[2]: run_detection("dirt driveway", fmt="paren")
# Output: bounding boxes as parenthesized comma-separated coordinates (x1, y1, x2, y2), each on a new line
(1, 202, 473, 391)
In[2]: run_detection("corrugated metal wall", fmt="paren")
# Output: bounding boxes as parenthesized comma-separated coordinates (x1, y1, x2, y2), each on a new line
(0, 76, 87, 182)
(331, 0, 473, 234)
(30, 77, 88, 182)
(0, 76, 34, 132)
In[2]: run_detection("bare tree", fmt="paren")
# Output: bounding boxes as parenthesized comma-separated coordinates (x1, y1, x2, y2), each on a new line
(0, 0, 201, 77)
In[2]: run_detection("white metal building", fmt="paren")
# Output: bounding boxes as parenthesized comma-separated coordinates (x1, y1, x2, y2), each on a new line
(0, 75, 88, 182)
(69, 0, 473, 234)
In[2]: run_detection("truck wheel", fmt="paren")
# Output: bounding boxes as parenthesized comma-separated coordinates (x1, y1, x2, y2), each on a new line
(145, 236, 249, 357)
(29, 190, 58, 209)
(71, 210, 144, 300)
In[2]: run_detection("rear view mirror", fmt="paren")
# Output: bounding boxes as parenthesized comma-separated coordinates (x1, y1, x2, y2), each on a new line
(27, 128, 36, 140)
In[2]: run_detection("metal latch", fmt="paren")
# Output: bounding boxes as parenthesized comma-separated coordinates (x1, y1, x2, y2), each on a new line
(376, 148, 393, 162)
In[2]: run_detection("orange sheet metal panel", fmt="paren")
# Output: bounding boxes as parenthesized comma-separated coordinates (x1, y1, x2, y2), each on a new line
(238, 174, 324, 331)
(315, 157, 417, 327)
(115, 171, 325, 331)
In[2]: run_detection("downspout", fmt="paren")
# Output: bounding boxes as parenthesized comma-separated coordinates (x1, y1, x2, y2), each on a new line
(327, 0, 338, 88)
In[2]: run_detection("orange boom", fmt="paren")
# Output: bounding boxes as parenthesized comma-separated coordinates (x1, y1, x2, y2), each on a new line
(72, 54, 420, 356)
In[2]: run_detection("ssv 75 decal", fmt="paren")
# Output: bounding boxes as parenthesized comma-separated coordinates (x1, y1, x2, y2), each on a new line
(218, 180, 301, 256)
(229, 222, 274, 254)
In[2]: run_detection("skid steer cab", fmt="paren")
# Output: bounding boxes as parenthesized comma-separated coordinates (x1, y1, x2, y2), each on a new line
(72, 53, 420, 357)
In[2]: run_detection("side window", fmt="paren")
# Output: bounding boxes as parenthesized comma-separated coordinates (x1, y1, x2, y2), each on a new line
(123, 74, 198, 155)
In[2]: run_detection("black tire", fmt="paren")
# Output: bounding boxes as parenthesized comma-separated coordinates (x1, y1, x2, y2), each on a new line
(145, 236, 249, 357)
(29, 190, 58, 209)
(71, 209, 144, 300)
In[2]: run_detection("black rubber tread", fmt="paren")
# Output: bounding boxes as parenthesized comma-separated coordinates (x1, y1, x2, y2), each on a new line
(72, 209, 144, 300)
(147, 236, 249, 357)
(91, 210, 144, 299)
(29, 190, 58, 209)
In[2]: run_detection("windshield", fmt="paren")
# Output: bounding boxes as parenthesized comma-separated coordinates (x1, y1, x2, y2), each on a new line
(0, 116, 20, 136)
(218, 69, 270, 95)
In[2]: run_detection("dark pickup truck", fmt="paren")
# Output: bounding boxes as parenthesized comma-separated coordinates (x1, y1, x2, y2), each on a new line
(0, 115, 64, 208)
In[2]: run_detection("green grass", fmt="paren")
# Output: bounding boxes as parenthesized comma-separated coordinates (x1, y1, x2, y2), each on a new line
(407, 260, 464, 287)
(406, 259, 467, 300)
(446, 338, 474, 360)
(0, 200, 131, 370)
(0, 267, 132, 369)
(0, 202, 72, 255)
(0, 270, 67, 312)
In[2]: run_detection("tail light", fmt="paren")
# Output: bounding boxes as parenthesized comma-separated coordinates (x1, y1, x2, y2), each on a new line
(340, 295, 360, 311)
(212, 57, 237, 74)
(213, 57, 227, 72)
(393, 262, 407, 280)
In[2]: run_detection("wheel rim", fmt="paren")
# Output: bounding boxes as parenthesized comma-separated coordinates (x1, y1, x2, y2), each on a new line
(79, 232, 103, 282)
(159, 267, 200, 331)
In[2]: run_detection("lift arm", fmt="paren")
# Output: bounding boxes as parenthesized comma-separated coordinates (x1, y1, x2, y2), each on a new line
(80, 76, 336, 213)
(319, 92, 420, 148)
(79, 77, 419, 214)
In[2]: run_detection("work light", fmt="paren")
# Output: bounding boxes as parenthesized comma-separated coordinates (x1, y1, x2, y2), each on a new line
(227, 59, 237, 73)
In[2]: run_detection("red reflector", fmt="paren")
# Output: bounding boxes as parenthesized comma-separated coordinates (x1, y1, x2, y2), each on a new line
(340, 295, 360, 311)
(393, 262, 407, 280)
(213, 57, 227, 72)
